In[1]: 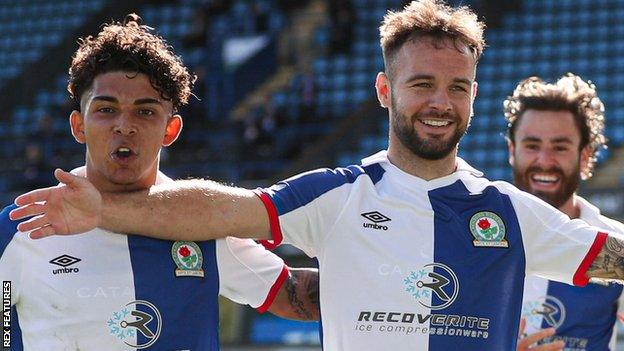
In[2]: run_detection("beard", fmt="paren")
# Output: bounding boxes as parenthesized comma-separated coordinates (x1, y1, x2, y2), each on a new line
(390, 101, 468, 160)
(513, 163, 580, 209)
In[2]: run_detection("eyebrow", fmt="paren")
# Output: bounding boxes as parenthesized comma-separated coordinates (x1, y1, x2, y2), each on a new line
(92, 96, 162, 105)
(521, 136, 574, 144)
(403, 74, 472, 86)
(92, 95, 117, 103)
(134, 98, 162, 105)
(550, 137, 574, 144)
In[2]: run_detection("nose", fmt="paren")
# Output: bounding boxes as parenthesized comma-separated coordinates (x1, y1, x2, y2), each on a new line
(535, 148, 557, 168)
(429, 88, 452, 112)
(113, 113, 137, 136)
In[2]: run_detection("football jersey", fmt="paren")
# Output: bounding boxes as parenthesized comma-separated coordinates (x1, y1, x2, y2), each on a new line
(0, 204, 287, 350)
(256, 150, 608, 351)
(521, 196, 624, 351)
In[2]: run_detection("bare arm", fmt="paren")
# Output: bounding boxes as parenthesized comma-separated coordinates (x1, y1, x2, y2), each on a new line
(586, 235, 624, 283)
(268, 268, 320, 321)
(11, 169, 271, 240)
(101, 179, 270, 241)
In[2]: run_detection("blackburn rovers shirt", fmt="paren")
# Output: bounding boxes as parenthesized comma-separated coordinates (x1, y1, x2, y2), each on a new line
(521, 196, 624, 351)
(256, 150, 608, 351)
(0, 205, 287, 351)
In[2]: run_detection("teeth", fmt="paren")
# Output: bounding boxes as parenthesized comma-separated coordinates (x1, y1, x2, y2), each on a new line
(422, 120, 450, 127)
(532, 174, 558, 183)
(118, 147, 130, 152)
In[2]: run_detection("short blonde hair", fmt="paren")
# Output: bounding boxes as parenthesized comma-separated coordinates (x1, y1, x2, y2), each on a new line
(504, 73, 607, 179)
(379, 0, 485, 78)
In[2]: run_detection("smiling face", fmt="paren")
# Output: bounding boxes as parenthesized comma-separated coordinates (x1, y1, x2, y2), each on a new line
(377, 37, 477, 162)
(70, 71, 182, 192)
(508, 109, 590, 208)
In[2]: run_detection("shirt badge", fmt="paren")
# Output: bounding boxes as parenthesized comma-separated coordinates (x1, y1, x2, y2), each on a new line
(171, 241, 205, 277)
(469, 211, 508, 248)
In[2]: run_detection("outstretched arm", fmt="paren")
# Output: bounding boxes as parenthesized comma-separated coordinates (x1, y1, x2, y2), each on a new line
(268, 268, 320, 321)
(11, 169, 271, 241)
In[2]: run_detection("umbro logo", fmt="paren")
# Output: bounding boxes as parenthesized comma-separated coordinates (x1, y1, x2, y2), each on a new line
(50, 254, 81, 275)
(361, 211, 391, 231)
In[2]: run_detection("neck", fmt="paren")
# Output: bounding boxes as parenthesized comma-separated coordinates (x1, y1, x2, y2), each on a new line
(387, 138, 457, 180)
(558, 194, 581, 219)
(75, 165, 168, 192)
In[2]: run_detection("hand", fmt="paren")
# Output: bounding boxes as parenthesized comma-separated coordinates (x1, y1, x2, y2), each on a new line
(517, 318, 565, 351)
(9, 169, 102, 238)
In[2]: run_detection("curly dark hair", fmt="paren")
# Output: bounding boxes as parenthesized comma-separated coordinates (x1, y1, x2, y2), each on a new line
(504, 73, 606, 180)
(68, 13, 194, 111)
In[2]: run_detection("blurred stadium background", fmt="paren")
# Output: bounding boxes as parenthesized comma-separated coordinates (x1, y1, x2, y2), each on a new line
(2, 0, 624, 349)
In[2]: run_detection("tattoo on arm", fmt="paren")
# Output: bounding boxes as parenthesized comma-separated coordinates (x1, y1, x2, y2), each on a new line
(306, 272, 319, 308)
(285, 269, 320, 321)
(285, 274, 312, 320)
(587, 236, 624, 283)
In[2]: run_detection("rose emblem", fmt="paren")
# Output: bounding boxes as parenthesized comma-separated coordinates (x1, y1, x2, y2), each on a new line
(179, 246, 191, 257)
(477, 218, 491, 230)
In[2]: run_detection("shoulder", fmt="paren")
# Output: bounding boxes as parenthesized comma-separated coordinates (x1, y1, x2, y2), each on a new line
(266, 164, 386, 213)
(594, 214, 624, 234)
(459, 177, 521, 198)
(277, 163, 385, 189)
(577, 196, 624, 233)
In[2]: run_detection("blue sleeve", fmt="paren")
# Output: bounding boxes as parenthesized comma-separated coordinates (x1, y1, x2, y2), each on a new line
(0, 204, 19, 257)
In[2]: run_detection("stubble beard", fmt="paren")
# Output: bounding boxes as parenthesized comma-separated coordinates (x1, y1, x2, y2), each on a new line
(390, 104, 468, 161)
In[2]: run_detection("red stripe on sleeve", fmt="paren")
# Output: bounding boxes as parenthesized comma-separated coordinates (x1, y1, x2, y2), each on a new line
(253, 190, 283, 250)
(256, 265, 289, 313)
(573, 232, 608, 286)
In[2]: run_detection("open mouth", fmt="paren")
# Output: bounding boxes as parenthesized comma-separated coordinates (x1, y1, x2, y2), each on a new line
(111, 147, 137, 160)
(530, 173, 560, 186)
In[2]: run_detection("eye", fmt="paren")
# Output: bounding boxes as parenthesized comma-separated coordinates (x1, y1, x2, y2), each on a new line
(450, 85, 468, 92)
(554, 146, 569, 152)
(524, 144, 539, 151)
(412, 82, 432, 88)
(138, 109, 155, 116)
(97, 107, 114, 113)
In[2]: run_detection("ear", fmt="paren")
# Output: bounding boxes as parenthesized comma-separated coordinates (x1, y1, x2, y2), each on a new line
(472, 81, 478, 99)
(163, 114, 183, 146)
(69, 110, 86, 144)
(507, 137, 515, 166)
(375, 72, 391, 108)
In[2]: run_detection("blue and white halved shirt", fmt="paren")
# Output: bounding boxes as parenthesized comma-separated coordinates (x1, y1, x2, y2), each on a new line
(256, 150, 607, 351)
(0, 205, 287, 350)
(522, 196, 624, 351)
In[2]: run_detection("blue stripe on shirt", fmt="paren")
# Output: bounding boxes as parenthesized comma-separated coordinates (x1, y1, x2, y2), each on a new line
(128, 236, 220, 350)
(428, 180, 525, 350)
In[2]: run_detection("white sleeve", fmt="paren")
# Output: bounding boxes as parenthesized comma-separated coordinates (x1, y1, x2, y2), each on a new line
(255, 166, 362, 257)
(507, 186, 606, 286)
(216, 237, 287, 312)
